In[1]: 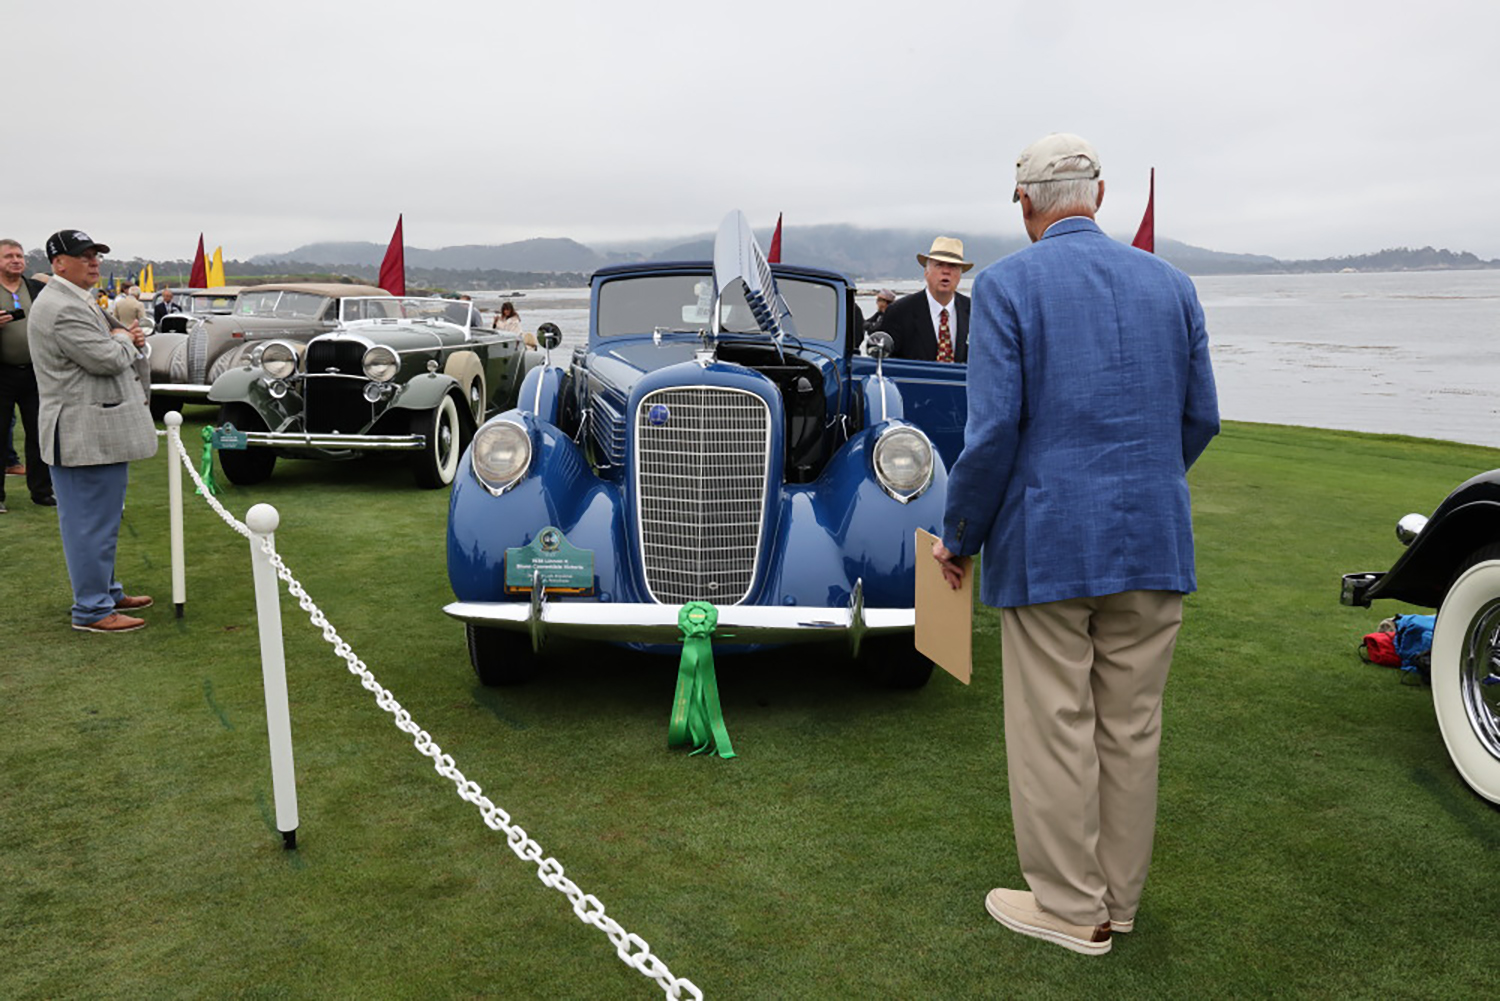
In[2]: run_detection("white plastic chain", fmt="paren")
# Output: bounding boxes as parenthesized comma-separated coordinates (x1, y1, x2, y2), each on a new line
(167, 433, 702, 1000)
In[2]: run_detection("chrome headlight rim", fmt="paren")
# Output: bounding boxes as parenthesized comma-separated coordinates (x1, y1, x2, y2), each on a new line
(470, 418, 532, 496)
(872, 424, 934, 503)
(261, 340, 298, 379)
(362, 344, 399, 383)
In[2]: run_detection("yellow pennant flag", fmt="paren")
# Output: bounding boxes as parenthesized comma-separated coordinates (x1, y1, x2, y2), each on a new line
(207, 246, 226, 287)
(140, 264, 155, 295)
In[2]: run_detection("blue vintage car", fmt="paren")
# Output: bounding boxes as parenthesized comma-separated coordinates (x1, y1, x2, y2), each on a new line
(444, 212, 968, 687)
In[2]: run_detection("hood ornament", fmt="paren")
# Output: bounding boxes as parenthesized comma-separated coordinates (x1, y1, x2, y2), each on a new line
(712, 209, 798, 345)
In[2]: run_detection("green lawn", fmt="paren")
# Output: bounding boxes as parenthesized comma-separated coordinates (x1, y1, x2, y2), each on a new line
(2, 417, 1493, 999)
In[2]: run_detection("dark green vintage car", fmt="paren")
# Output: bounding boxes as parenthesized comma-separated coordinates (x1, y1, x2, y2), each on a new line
(206, 297, 543, 488)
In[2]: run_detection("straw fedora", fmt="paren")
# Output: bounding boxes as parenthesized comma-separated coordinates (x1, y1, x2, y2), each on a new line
(916, 236, 973, 272)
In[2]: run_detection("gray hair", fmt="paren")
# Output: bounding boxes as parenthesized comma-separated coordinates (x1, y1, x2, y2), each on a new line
(0, 238, 22, 253)
(1018, 156, 1102, 216)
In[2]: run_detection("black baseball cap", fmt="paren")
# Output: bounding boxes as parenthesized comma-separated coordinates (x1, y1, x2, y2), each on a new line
(45, 229, 110, 259)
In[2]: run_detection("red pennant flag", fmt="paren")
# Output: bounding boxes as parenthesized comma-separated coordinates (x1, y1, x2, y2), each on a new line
(1131, 169, 1155, 253)
(188, 234, 208, 288)
(379, 215, 405, 296)
(767, 212, 782, 263)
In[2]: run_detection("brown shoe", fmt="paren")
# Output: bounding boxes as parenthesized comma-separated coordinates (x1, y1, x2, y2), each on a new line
(4, 464, 24, 476)
(115, 595, 154, 611)
(73, 612, 146, 633)
(985, 888, 1112, 955)
(1110, 916, 1134, 933)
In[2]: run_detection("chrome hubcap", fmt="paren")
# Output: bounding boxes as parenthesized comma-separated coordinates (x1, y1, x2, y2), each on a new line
(1461, 600, 1500, 759)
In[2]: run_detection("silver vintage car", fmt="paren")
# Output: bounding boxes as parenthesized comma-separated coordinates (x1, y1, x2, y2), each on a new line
(148, 282, 389, 416)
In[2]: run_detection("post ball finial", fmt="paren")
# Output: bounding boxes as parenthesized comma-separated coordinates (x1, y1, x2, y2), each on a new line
(246, 503, 281, 534)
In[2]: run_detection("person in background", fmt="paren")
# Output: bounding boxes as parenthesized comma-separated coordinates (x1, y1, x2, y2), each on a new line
(864, 288, 897, 335)
(932, 133, 1219, 955)
(0, 238, 54, 510)
(493, 300, 537, 348)
(493, 300, 522, 332)
(3, 412, 17, 476)
(153, 287, 180, 324)
(112, 284, 146, 327)
(28, 230, 157, 631)
(882, 237, 972, 362)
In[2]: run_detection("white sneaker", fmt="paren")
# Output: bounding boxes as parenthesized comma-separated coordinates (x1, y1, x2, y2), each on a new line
(985, 888, 1112, 956)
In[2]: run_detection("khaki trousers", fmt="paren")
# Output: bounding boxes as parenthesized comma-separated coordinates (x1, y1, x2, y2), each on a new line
(1000, 590, 1183, 927)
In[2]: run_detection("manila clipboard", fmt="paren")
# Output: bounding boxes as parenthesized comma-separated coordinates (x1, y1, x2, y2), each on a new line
(915, 528, 972, 684)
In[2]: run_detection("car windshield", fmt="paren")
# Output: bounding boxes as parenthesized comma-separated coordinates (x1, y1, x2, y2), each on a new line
(188, 294, 237, 314)
(237, 290, 331, 319)
(340, 296, 473, 326)
(596, 274, 840, 342)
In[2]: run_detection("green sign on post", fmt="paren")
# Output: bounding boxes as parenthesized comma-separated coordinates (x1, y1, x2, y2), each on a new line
(505, 526, 594, 595)
(212, 424, 248, 451)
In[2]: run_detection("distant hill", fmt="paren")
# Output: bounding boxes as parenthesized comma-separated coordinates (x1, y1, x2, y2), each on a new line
(253, 237, 605, 273)
(117, 228, 1499, 291)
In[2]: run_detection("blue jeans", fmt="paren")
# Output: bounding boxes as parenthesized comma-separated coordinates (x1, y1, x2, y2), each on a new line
(49, 461, 131, 624)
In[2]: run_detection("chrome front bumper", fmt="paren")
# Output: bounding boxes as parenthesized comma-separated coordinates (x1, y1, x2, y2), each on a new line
(231, 430, 426, 451)
(444, 578, 912, 654)
(150, 383, 212, 398)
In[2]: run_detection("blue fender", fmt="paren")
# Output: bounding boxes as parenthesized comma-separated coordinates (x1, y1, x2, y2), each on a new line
(767, 422, 948, 609)
(516, 364, 567, 423)
(859, 373, 905, 425)
(448, 412, 629, 603)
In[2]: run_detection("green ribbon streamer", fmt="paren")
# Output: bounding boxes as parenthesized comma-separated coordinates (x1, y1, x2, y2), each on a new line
(198, 426, 220, 496)
(668, 601, 736, 759)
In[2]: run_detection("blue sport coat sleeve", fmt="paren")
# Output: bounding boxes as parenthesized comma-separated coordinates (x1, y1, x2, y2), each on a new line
(942, 273, 1019, 558)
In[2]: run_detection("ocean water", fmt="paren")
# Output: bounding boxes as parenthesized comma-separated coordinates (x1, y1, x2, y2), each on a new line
(470, 269, 1500, 450)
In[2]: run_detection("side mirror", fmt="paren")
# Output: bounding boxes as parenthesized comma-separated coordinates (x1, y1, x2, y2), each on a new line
(536, 322, 563, 351)
(866, 331, 894, 360)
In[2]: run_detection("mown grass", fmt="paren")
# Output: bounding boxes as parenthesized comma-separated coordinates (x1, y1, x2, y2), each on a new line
(2, 416, 1495, 999)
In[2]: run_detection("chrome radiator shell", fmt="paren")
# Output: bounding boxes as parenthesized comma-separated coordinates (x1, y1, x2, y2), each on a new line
(633, 386, 771, 605)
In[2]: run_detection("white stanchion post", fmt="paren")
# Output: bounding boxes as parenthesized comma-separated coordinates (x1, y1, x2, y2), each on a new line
(247, 503, 299, 849)
(164, 411, 186, 618)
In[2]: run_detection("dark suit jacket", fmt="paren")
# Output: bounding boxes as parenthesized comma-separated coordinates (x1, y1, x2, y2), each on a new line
(153, 299, 181, 323)
(883, 290, 970, 362)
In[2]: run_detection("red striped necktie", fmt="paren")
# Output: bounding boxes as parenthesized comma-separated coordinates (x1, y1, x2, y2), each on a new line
(937, 307, 953, 363)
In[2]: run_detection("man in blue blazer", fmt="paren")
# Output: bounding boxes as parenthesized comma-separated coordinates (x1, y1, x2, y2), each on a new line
(933, 134, 1219, 955)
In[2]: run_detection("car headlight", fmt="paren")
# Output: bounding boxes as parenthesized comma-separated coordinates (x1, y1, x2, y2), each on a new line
(872, 425, 934, 502)
(471, 420, 532, 494)
(362, 345, 399, 383)
(262, 341, 297, 379)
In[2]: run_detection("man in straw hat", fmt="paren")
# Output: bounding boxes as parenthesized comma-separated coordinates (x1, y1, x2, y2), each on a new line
(882, 236, 972, 362)
(931, 133, 1219, 954)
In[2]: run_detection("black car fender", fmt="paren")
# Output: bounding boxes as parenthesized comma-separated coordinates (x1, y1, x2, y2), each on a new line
(1366, 470, 1500, 608)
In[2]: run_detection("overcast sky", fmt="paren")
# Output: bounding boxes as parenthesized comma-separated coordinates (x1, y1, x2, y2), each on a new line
(10, 0, 1496, 263)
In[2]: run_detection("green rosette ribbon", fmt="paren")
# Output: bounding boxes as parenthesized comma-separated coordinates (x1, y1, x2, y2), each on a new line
(667, 601, 736, 759)
(198, 426, 220, 496)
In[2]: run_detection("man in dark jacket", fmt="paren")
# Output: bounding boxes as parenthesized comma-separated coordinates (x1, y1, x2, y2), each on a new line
(153, 287, 181, 324)
(0, 238, 55, 512)
(882, 237, 972, 362)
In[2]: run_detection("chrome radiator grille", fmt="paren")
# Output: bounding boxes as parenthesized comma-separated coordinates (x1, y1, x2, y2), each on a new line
(635, 387, 770, 605)
(187, 328, 209, 384)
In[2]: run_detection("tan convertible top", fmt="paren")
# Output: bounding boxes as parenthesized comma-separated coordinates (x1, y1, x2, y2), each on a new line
(241, 283, 390, 297)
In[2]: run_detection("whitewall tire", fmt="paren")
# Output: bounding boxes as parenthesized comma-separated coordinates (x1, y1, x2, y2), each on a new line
(1431, 559, 1500, 803)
